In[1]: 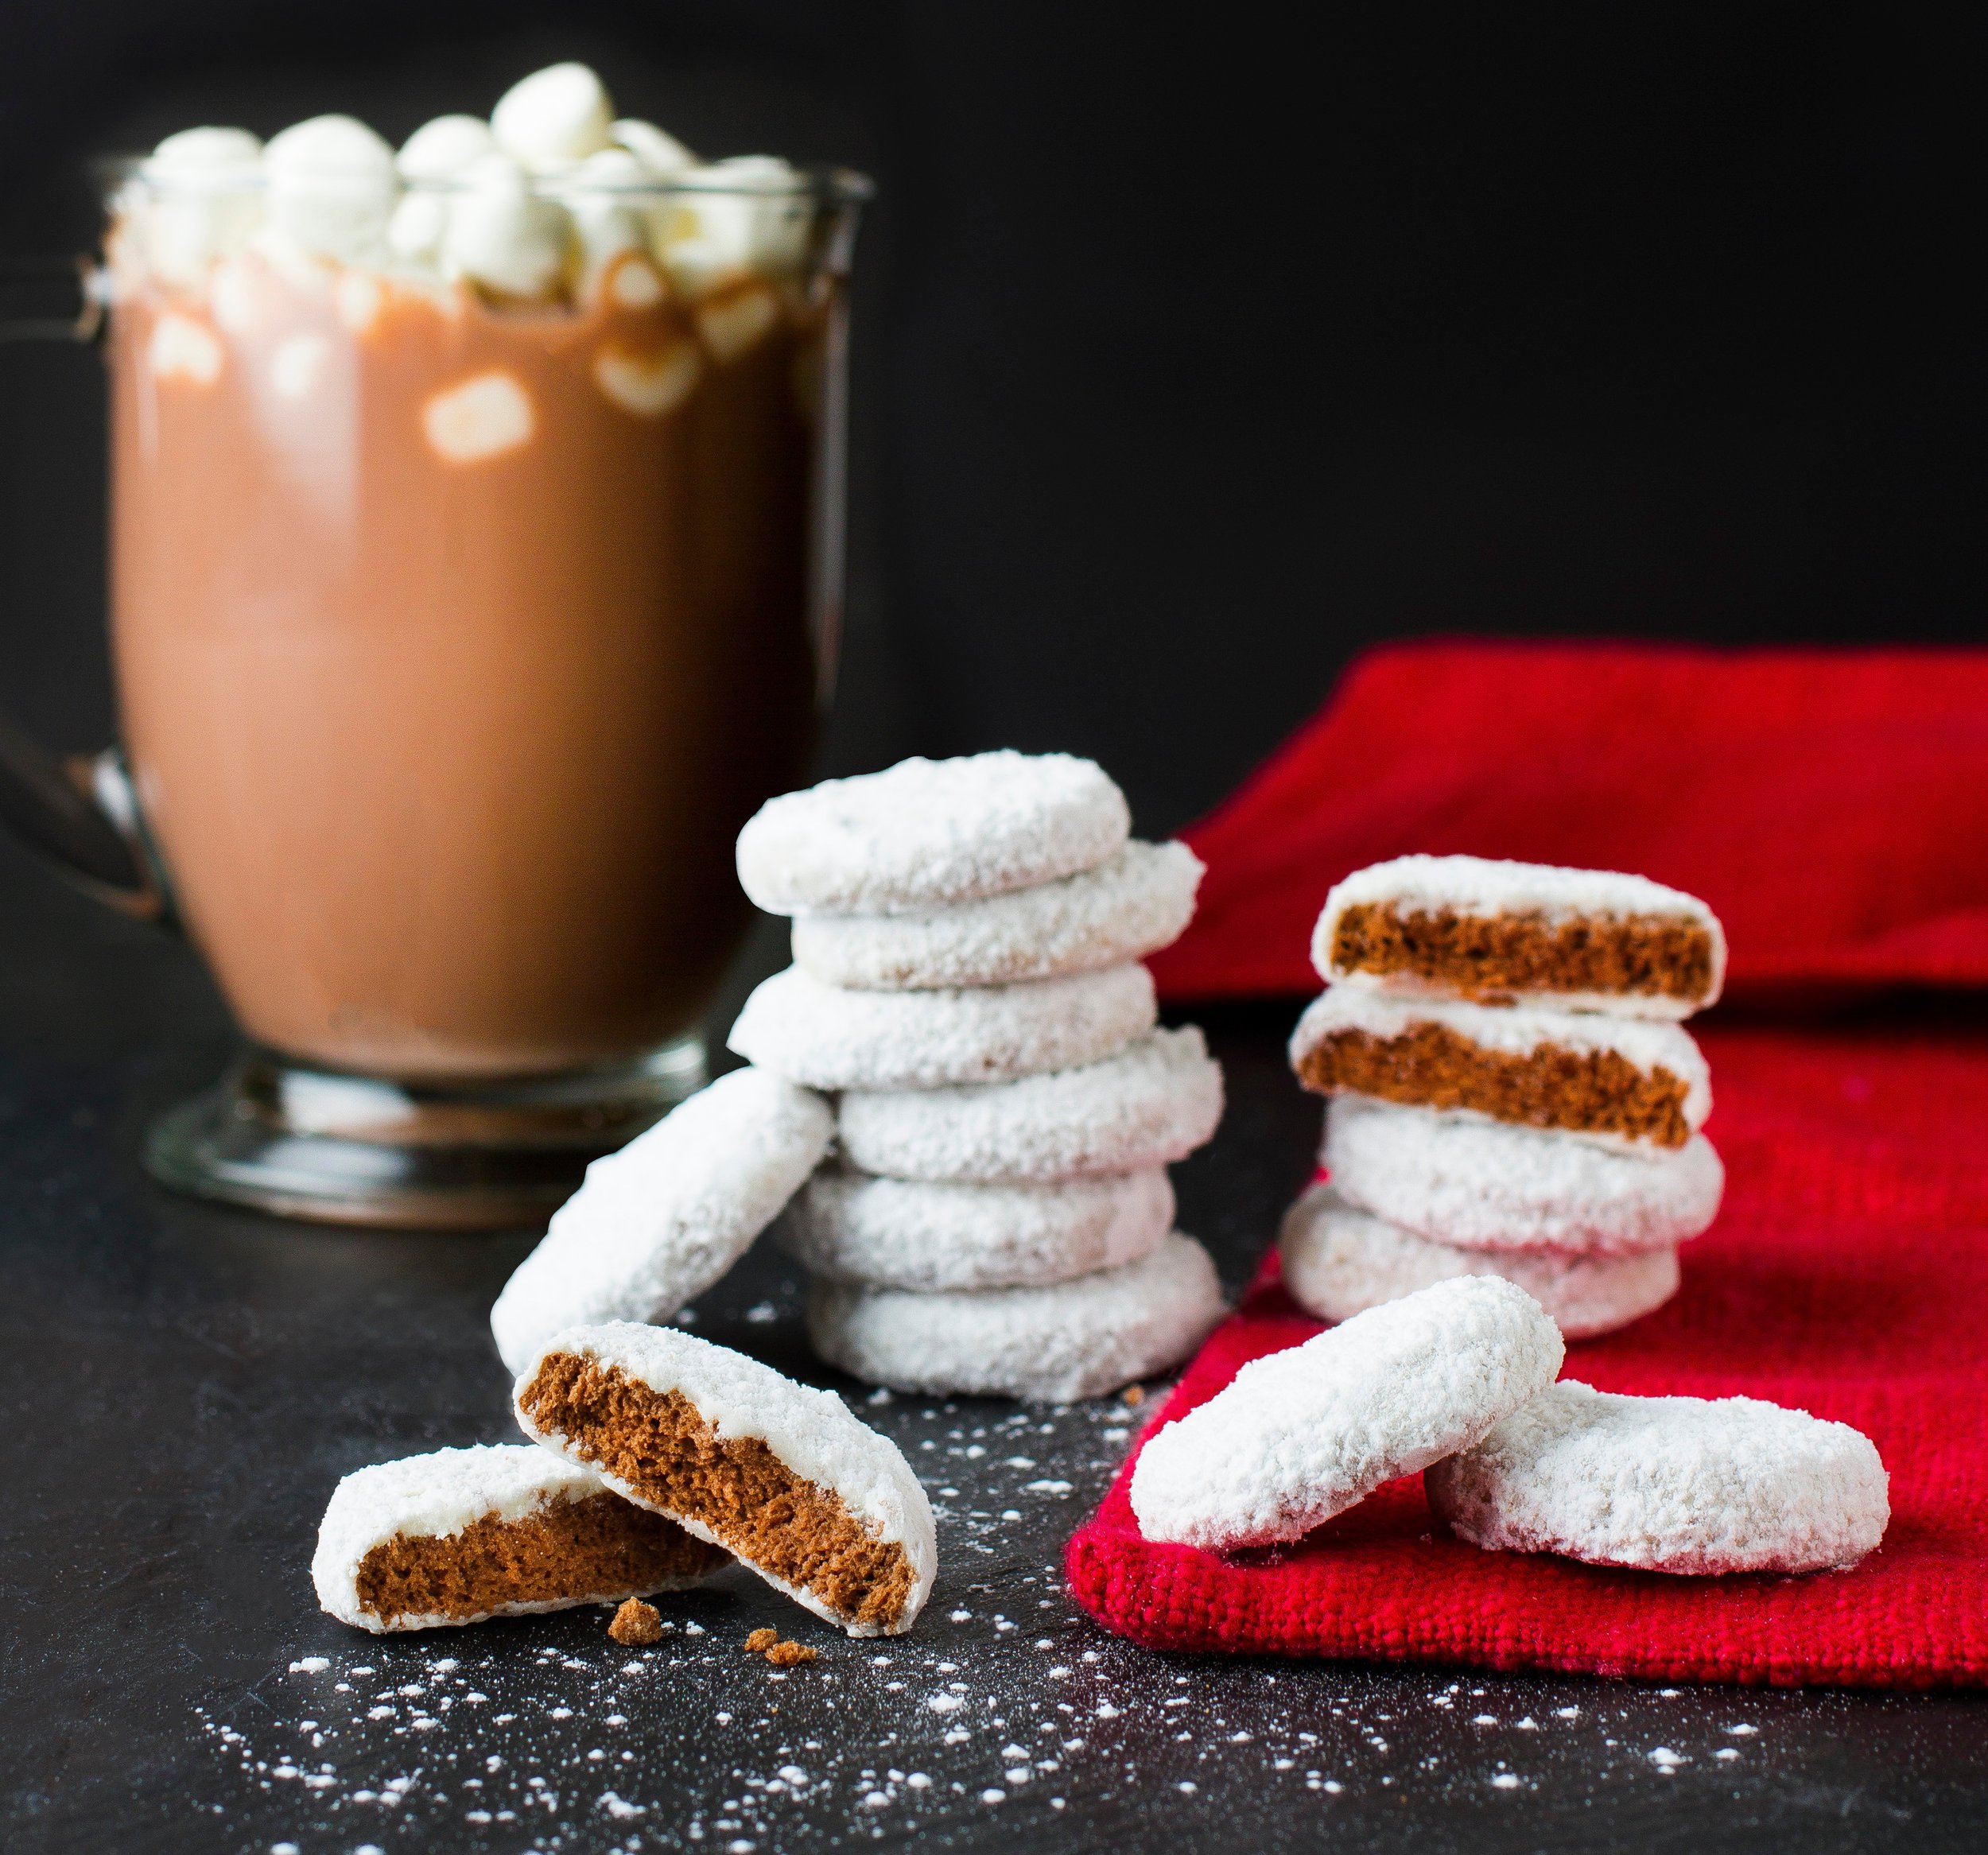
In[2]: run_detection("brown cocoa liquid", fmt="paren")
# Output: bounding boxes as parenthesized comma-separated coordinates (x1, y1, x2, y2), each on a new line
(109, 250, 820, 1080)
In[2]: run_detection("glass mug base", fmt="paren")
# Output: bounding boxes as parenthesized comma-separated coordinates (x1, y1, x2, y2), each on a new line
(144, 1034, 708, 1230)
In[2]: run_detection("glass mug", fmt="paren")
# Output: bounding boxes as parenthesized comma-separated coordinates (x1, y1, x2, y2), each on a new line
(0, 157, 868, 1227)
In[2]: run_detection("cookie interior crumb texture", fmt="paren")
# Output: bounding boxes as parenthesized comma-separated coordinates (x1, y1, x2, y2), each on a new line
(1331, 902, 1717, 1007)
(1295, 1022, 1693, 1147)
(744, 1627, 779, 1654)
(353, 1495, 723, 1628)
(766, 1638, 817, 1667)
(608, 1597, 664, 1645)
(518, 1352, 919, 1635)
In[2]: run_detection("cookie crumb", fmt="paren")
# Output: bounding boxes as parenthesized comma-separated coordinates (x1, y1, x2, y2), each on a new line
(745, 1628, 780, 1655)
(608, 1599, 662, 1646)
(766, 1640, 817, 1668)
(1124, 1385, 1144, 1406)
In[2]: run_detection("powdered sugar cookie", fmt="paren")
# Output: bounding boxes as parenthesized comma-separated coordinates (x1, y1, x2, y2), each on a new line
(806, 1232, 1224, 1402)
(1290, 988, 1710, 1150)
(780, 1164, 1175, 1290)
(1130, 1276, 1563, 1551)
(736, 751, 1129, 916)
(1323, 1095, 1723, 1255)
(312, 1444, 724, 1632)
(790, 840, 1204, 990)
(1279, 1183, 1680, 1340)
(514, 1323, 936, 1636)
(491, 1068, 833, 1375)
(837, 1026, 1224, 1183)
(1427, 1380, 1889, 1574)
(1315, 854, 1726, 1019)
(728, 961, 1155, 1091)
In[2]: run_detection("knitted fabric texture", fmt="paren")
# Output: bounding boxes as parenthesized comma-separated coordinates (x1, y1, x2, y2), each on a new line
(1066, 1017, 1988, 1688)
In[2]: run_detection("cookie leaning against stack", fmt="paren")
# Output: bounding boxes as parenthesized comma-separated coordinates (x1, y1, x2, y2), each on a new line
(734, 751, 1226, 1401)
(1281, 856, 1728, 1339)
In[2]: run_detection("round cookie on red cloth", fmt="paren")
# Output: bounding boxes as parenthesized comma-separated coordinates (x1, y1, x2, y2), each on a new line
(1323, 1094, 1723, 1256)
(1427, 1380, 1889, 1574)
(1129, 1276, 1563, 1551)
(1279, 1182, 1680, 1340)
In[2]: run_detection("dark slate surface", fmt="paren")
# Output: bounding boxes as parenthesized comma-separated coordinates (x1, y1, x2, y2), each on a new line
(2, 832, 1985, 1854)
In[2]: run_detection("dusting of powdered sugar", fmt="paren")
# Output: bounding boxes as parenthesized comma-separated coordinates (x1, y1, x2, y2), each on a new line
(196, 1378, 1793, 1849)
(736, 751, 1130, 917)
(727, 963, 1156, 1092)
(790, 840, 1204, 990)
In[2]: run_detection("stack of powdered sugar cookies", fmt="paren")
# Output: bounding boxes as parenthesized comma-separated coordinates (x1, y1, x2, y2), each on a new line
(1279, 855, 1728, 1340)
(730, 751, 1229, 1402)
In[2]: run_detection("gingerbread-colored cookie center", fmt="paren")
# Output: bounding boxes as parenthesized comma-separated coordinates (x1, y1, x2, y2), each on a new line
(353, 1492, 723, 1624)
(1295, 1021, 1691, 1146)
(1332, 903, 1714, 1005)
(518, 1354, 917, 1632)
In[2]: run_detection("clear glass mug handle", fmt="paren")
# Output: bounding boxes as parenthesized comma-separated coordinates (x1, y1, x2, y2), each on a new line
(0, 257, 169, 922)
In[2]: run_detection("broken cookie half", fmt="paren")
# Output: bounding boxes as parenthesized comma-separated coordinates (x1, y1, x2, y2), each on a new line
(514, 1322, 936, 1637)
(313, 1442, 724, 1632)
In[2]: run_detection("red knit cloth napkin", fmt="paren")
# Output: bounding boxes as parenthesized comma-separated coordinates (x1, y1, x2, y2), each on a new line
(1149, 640, 1988, 1005)
(1070, 642, 1988, 1687)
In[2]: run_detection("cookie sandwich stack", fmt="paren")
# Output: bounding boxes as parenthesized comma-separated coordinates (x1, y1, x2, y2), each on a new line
(731, 751, 1228, 1402)
(1279, 855, 1727, 1339)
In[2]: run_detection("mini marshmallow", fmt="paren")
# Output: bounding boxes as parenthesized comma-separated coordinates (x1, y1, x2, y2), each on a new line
(677, 156, 812, 275)
(491, 62, 615, 170)
(1279, 1183, 1681, 1341)
(1323, 1094, 1724, 1256)
(147, 312, 223, 386)
(386, 191, 449, 266)
(790, 840, 1204, 991)
(490, 1066, 833, 1374)
(396, 114, 499, 183)
(695, 283, 780, 362)
(443, 153, 573, 299)
(728, 961, 1156, 1092)
(1129, 1276, 1564, 1551)
(737, 751, 1131, 917)
(780, 1164, 1175, 1290)
(807, 1232, 1225, 1403)
(612, 118, 697, 176)
(138, 126, 265, 283)
(422, 370, 535, 465)
(837, 1026, 1224, 1183)
(593, 340, 702, 417)
(262, 114, 398, 267)
(1427, 1380, 1890, 1574)
(561, 148, 654, 294)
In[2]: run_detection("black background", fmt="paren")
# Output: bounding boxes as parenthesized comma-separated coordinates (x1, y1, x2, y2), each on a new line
(0, 2, 1983, 833)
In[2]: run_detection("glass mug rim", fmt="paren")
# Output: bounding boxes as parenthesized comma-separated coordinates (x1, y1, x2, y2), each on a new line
(98, 154, 875, 207)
